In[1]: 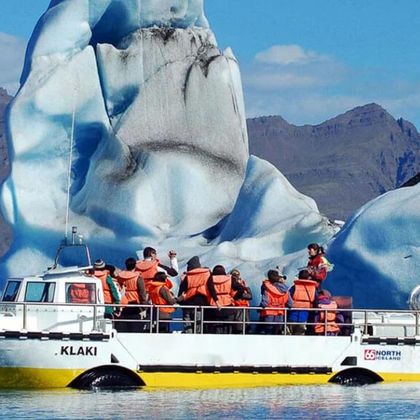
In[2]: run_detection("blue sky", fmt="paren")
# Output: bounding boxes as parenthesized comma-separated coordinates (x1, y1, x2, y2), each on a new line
(1, 0, 420, 127)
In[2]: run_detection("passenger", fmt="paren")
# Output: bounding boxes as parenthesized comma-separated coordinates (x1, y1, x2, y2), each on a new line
(149, 272, 184, 333)
(177, 256, 219, 333)
(107, 265, 128, 316)
(314, 290, 344, 336)
(307, 243, 331, 286)
(287, 270, 318, 335)
(116, 257, 148, 332)
(68, 283, 95, 304)
(92, 259, 121, 319)
(230, 269, 253, 334)
(260, 270, 293, 334)
(136, 247, 179, 292)
(209, 265, 244, 334)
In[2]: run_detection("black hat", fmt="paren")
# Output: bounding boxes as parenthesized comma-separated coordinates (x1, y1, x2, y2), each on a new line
(187, 256, 201, 271)
(212, 265, 226, 275)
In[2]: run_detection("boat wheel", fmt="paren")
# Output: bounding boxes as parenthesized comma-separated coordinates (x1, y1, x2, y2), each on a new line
(330, 368, 383, 386)
(69, 366, 144, 389)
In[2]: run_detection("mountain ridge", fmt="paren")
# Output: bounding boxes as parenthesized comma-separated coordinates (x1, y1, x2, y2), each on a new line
(247, 103, 420, 219)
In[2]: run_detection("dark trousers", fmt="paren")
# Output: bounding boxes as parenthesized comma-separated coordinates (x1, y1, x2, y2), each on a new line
(182, 307, 202, 333)
(261, 315, 285, 335)
(153, 308, 172, 333)
(117, 305, 147, 333)
(232, 306, 251, 334)
(207, 307, 236, 334)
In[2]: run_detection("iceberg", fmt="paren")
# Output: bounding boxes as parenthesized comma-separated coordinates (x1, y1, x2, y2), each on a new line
(1, 0, 336, 306)
(327, 185, 420, 309)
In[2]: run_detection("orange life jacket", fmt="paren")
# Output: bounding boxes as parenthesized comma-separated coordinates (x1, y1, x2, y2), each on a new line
(69, 283, 91, 304)
(260, 280, 289, 317)
(118, 270, 142, 304)
(210, 275, 234, 307)
(232, 278, 251, 307)
(94, 270, 113, 304)
(315, 301, 340, 334)
(149, 281, 175, 314)
(184, 268, 211, 301)
(292, 279, 318, 308)
(135, 259, 160, 291)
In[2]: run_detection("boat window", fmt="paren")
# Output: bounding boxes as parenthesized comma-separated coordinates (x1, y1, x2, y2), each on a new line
(66, 283, 96, 304)
(2, 280, 22, 302)
(24, 282, 56, 303)
(55, 245, 91, 268)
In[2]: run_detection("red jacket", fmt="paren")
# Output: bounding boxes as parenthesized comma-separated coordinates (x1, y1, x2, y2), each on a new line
(307, 254, 328, 283)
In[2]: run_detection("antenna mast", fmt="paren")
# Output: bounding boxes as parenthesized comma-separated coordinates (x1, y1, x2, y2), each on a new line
(64, 87, 77, 243)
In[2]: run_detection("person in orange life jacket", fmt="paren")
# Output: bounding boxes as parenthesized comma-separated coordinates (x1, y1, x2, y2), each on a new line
(149, 272, 185, 333)
(208, 265, 245, 334)
(116, 257, 148, 333)
(307, 243, 328, 286)
(68, 282, 96, 304)
(230, 269, 253, 333)
(260, 270, 293, 335)
(136, 247, 179, 292)
(177, 256, 219, 333)
(287, 270, 318, 335)
(92, 259, 120, 319)
(314, 289, 344, 336)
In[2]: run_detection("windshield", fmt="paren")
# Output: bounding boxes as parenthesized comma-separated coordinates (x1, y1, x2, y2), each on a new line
(25, 282, 56, 302)
(2, 280, 22, 302)
(53, 244, 91, 269)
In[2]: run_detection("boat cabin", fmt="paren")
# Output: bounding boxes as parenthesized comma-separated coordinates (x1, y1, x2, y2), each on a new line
(0, 267, 106, 333)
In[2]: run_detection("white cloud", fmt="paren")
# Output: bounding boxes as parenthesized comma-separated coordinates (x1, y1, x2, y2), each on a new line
(243, 45, 346, 92)
(0, 32, 26, 94)
(255, 44, 328, 66)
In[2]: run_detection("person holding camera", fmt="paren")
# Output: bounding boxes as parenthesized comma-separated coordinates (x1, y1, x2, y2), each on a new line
(230, 269, 253, 333)
(135, 247, 179, 293)
(259, 270, 293, 334)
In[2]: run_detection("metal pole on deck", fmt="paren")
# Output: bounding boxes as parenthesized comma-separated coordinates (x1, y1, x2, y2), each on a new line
(283, 309, 287, 335)
(149, 306, 153, 333)
(93, 304, 97, 331)
(22, 303, 27, 330)
(324, 309, 328, 336)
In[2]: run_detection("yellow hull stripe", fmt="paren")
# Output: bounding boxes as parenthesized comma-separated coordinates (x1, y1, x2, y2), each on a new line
(0, 367, 419, 389)
(378, 372, 420, 382)
(138, 371, 420, 388)
(0, 367, 85, 389)
(139, 372, 334, 388)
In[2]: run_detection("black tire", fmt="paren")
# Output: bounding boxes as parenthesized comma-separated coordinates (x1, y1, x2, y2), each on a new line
(69, 366, 143, 389)
(330, 368, 383, 386)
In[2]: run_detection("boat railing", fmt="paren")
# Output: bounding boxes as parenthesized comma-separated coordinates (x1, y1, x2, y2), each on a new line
(0, 302, 419, 337)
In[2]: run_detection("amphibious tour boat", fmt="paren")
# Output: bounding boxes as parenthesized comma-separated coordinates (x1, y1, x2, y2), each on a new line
(0, 232, 419, 389)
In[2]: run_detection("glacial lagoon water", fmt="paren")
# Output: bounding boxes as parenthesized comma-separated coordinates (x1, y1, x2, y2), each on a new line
(0, 383, 419, 419)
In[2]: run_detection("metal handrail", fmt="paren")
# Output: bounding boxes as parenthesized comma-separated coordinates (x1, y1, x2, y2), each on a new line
(0, 301, 419, 337)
